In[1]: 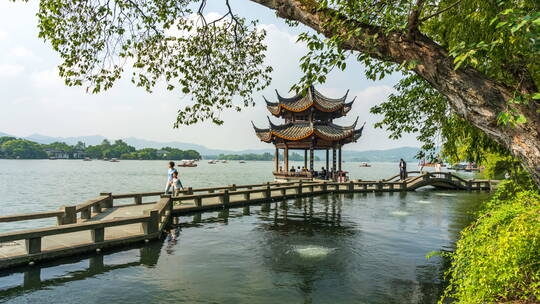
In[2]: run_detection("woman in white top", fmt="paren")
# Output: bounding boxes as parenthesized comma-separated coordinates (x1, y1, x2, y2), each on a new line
(164, 161, 177, 194)
(172, 171, 184, 194)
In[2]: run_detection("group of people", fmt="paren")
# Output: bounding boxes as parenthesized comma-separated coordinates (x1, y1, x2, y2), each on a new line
(165, 161, 184, 194)
(279, 166, 330, 179)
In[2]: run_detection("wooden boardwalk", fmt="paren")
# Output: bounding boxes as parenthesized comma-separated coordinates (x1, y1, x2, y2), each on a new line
(0, 172, 496, 269)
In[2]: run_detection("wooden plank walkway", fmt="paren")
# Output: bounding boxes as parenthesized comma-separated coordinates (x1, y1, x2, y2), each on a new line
(0, 172, 496, 269)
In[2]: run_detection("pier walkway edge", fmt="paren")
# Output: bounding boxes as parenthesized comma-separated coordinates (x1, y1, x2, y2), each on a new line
(0, 171, 497, 269)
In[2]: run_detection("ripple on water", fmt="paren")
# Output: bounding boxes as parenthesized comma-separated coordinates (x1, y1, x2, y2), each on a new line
(417, 200, 432, 204)
(435, 193, 457, 197)
(390, 211, 410, 217)
(290, 245, 336, 259)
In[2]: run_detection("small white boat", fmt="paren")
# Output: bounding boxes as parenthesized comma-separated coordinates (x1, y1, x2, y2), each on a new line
(359, 162, 371, 167)
(110, 158, 119, 162)
(178, 160, 197, 167)
(221, 160, 228, 163)
(208, 160, 217, 164)
(83, 157, 92, 161)
(239, 160, 246, 164)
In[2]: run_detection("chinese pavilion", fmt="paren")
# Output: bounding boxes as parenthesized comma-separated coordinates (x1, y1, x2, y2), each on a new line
(252, 85, 364, 181)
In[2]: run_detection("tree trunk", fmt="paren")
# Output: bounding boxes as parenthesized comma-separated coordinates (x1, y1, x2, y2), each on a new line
(250, 0, 540, 186)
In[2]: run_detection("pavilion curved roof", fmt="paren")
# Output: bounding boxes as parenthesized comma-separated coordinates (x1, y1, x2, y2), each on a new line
(265, 86, 356, 116)
(252, 117, 364, 143)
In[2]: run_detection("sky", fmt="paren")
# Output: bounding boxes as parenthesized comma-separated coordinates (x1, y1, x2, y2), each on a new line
(0, 1, 420, 151)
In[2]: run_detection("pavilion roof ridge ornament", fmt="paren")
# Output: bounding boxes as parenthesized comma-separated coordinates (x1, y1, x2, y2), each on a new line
(266, 86, 355, 116)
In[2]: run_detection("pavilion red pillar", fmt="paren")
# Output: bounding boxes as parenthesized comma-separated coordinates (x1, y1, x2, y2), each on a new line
(309, 148, 314, 171)
(326, 149, 329, 172)
(284, 146, 289, 173)
(304, 150, 308, 169)
(332, 147, 337, 178)
(338, 146, 342, 172)
(275, 147, 279, 172)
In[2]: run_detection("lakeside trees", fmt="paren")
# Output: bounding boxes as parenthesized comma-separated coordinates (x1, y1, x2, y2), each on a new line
(0, 137, 201, 160)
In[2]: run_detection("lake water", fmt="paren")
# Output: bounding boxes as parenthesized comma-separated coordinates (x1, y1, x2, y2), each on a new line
(0, 160, 487, 303)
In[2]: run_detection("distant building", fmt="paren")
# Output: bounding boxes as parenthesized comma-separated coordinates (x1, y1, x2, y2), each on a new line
(72, 150, 86, 159)
(156, 150, 169, 157)
(44, 149, 70, 159)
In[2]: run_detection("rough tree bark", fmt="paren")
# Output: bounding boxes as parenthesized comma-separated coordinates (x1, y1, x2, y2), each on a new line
(250, 0, 540, 186)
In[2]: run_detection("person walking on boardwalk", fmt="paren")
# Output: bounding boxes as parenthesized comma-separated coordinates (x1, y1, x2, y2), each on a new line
(165, 161, 177, 194)
(399, 158, 407, 180)
(171, 171, 184, 195)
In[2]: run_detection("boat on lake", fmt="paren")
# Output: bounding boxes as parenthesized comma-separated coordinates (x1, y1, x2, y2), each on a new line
(83, 157, 92, 161)
(110, 158, 119, 162)
(221, 160, 228, 163)
(208, 160, 217, 164)
(239, 160, 246, 163)
(178, 160, 197, 167)
(359, 162, 371, 167)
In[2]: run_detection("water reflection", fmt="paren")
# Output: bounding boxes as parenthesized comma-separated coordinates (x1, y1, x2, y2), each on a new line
(0, 241, 163, 300)
(0, 192, 487, 304)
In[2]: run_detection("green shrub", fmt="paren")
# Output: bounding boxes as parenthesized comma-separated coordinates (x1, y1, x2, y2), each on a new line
(441, 181, 540, 303)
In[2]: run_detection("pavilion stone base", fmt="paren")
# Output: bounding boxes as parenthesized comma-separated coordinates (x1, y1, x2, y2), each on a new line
(273, 172, 313, 182)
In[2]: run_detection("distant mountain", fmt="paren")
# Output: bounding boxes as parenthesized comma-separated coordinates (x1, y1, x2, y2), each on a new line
(342, 147, 420, 162)
(24, 134, 107, 146)
(1, 131, 422, 161)
(0, 132, 15, 138)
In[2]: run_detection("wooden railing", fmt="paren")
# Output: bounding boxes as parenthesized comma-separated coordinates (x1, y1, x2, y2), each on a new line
(0, 174, 496, 269)
(0, 215, 153, 255)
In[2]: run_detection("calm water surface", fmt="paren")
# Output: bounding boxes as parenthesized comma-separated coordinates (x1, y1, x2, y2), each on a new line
(0, 160, 487, 303)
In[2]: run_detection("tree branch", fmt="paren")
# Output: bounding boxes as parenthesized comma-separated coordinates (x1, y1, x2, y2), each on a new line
(419, 0, 462, 22)
(407, 0, 425, 37)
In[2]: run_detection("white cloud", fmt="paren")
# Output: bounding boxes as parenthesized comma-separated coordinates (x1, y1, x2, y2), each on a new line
(0, 28, 7, 40)
(0, 63, 24, 77)
(30, 68, 63, 88)
(9, 45, 41, 62)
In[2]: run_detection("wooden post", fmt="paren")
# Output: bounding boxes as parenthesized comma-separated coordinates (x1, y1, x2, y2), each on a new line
(348, 181, 354, 191)
(243, 206, 250, 215)
(377, 181, 383, 191)
(467, 180, 472, 190)
(134, 194, 142, 205)
(322, 181, 328, 192)
(389, 183, 394, 190)
(265, 185, 271, 199)
(297, 181, 303, 195)
(81, 207, 91, 220)
(92, 227, 105, 243)
(209, 189, 215, 193)
(363, 184, 368, 191)
(100, 192, 113, 208)
(187, 187, 193, 195)
(142, 210, 159, 235)
(304, 149, 308, 169)
(221, 190, 230, 206)
(194, 197, 202, 207)
(26, 237, 41, 254)
(244, 191, 251, 201)
(92, 201, 102, 214)
(57, 205, 76, 225)
(280, 187, 286, 197)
